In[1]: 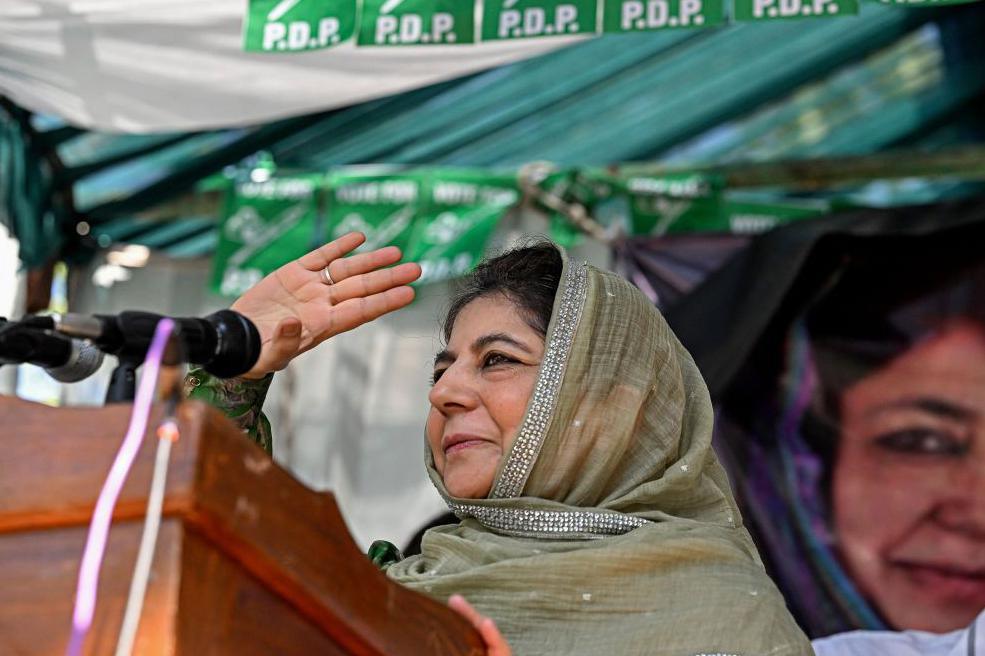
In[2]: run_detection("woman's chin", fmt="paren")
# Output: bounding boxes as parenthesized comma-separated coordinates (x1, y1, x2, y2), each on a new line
(440, 445, 501, 498)
(443, 469, 495, 499)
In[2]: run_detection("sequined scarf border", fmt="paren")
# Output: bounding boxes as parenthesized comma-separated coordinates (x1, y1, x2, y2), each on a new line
(490, 261, 589, 499)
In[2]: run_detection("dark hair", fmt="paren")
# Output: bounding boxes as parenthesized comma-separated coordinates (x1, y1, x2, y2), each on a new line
(806, 252, 985, 417)
(799, 246, 985, 478)
(443, 242, 563, 341)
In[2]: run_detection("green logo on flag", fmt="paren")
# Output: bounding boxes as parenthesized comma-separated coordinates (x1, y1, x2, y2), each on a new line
(732, 0, 858, 21)
(481, 0, 598, 41)
(603, 0, 725, 32)
(357, 0, 475, 46)
(244, 0, 357, 53)
(327, 174, 421, 254)
(212, 176, 322, 296)
(408, 174, 519, 283)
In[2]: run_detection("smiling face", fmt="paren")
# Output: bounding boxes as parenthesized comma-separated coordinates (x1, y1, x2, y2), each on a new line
(426, 294, 546, 499)
(833, 321, 985, 632)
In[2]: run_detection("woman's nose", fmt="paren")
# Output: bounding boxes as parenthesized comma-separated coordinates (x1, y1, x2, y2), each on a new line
(428, 364, 479, 413)
(934, 456, 985, 538)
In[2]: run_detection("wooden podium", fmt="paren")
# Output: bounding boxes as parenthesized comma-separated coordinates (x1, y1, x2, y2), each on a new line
(0, 396, 484, 656)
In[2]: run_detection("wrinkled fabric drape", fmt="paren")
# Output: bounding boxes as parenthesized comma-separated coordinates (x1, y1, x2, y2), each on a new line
(388, 250, 813, 655)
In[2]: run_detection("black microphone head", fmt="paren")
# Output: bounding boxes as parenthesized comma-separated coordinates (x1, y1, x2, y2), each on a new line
(45, 338, 105, 382)
(202, 310, 262, 378)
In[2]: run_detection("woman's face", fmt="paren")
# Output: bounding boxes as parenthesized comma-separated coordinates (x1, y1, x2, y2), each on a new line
(833, 321, 985, 632)
(426, 294, 545, 499)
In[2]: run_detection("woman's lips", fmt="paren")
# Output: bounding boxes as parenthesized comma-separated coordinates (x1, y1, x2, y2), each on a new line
(895, 561, 985, 604)
(442, 434, 491, 455)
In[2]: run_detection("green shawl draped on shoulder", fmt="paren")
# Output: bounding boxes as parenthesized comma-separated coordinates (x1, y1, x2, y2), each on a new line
(387, 253, 814, 656)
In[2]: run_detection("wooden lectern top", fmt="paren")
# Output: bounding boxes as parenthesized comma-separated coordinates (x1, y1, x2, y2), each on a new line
(0, 395, 485, 656)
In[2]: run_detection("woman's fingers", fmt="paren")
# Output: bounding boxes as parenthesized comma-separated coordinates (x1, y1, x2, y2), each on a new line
(326, 286, 416, 335)
(448, 595, 482, 625)
(478, 618, 511, 656)
(296, 231, 366, 272)
(327, 262, 422, 305)
(448, 595, 511, 656)
(325, 245, 403, 283)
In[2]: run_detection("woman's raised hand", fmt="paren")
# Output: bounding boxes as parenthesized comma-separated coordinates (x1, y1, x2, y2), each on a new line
(230, 232, 421, 379)
(448, 594, 512, 656)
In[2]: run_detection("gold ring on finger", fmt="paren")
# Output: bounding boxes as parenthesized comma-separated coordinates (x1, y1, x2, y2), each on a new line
(319, 266, 335, 285)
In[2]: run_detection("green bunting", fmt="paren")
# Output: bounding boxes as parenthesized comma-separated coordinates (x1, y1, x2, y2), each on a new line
(241, 0, 890, 52)
(210, 166, 832, 296)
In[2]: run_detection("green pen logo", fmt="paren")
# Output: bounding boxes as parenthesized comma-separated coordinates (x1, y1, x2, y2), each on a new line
(244, 0, 356, 53)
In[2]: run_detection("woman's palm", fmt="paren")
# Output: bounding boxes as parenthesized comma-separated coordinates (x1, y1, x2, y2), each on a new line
(230, 232, 421, 378)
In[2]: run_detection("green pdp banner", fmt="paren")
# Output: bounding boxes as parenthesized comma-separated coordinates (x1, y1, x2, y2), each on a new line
(603, 0, 725, 33)
(613, 171, 829, 234)
(212, 175, 323, 296)
(357, 0, 475, 46)
(326, 172, 421, 253)
(408, 171, 519, 283)
(213, 170, 520, 295)
(211, 166, 835, 296)
(243, 0, 357, 53)
(243, 0, 867, 51)
(481, 0, 597, 41)
(732, 0, 858, 21)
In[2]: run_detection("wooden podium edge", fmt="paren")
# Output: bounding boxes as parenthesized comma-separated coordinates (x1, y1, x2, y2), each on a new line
(177, 400, 485, 656)
(0, 395, 484, 656)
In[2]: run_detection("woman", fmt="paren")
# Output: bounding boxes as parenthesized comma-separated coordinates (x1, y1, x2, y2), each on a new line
(713, 241, 985, 638)
(188, 232, 812, 654)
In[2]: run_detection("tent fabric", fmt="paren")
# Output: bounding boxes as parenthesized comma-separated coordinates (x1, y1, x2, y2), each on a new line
(0, 1, 582, 133)
(2, 2, 984, 268)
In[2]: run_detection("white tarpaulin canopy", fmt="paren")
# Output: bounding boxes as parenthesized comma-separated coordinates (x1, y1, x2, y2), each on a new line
(0, 0, 581, 133)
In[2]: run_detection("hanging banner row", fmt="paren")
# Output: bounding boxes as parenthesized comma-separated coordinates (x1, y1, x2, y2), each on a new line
(244, 0, 860, 53)
(211, 166, 831, 296)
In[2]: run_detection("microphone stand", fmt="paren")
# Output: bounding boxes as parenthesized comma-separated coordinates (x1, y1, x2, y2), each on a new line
(104, 357, 140, 404)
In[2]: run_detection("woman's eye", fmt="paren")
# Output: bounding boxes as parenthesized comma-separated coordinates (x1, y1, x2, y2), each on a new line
(874, 429, 969, 457)
(483, 352, 515, 368)
(431, 369, 446, 385)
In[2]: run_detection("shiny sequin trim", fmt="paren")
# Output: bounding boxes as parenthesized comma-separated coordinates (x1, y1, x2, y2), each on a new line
(490, 262, 588, 499)
(449, 503, 648, 538)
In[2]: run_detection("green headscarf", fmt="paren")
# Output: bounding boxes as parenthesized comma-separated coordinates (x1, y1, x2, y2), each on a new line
(388, 250, 814, 656)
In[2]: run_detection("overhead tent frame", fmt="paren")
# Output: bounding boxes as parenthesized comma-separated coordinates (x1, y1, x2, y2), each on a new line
(1, 1, 983, 271)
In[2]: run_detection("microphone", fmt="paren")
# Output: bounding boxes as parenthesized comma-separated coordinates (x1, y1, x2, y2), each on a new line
(44, 310, 261, 378)
(0, 319, 105, 382)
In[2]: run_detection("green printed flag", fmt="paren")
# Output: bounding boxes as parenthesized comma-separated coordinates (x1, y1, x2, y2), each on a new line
(605, 172, 723, 235)
(610, 167, 829, 235)
(408, 171, 520, 284)
(603, 0, 725, 33)
(326, 172, 421, 253)
(733, 0, 857, 21)
(212, 175, 322, 296)
(244, 0, 357, 53)
(357, 0, 474, 46)
(481, 0, 597, 41)
(670, 197, 830, 234)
